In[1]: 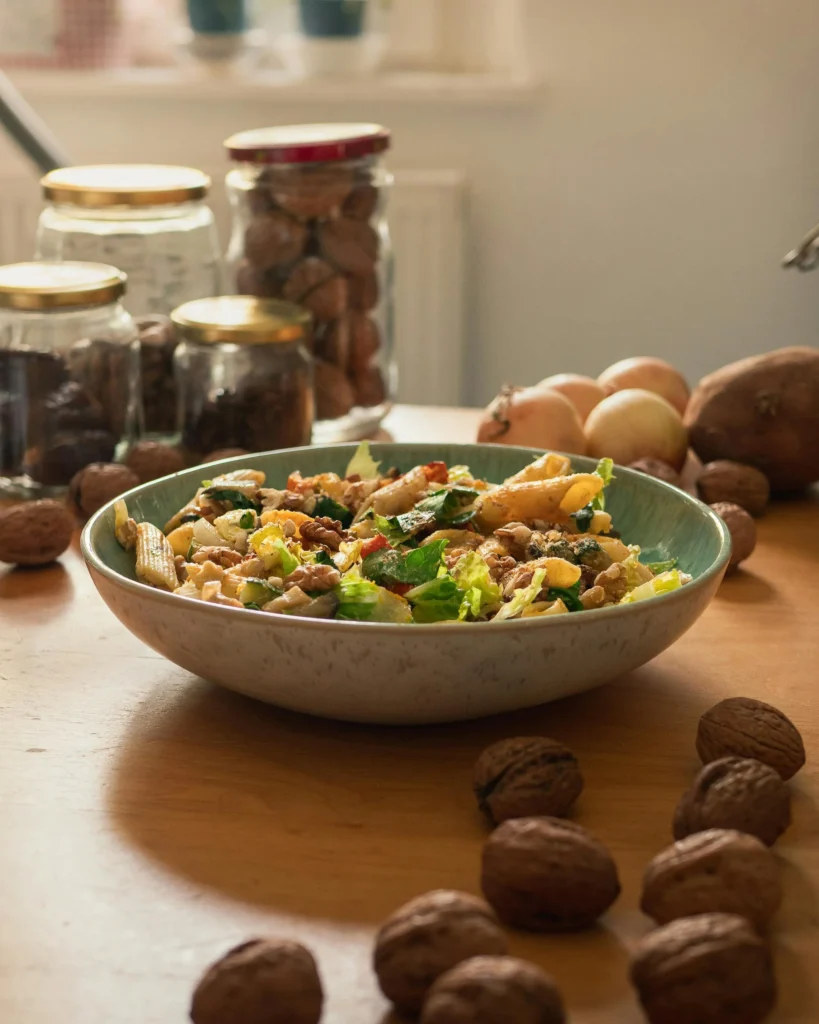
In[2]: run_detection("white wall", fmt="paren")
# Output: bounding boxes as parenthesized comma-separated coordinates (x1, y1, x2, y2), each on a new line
(4, 0, 819, 404)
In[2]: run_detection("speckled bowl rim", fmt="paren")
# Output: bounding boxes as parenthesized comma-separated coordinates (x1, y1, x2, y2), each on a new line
(81, 443, 732, 634)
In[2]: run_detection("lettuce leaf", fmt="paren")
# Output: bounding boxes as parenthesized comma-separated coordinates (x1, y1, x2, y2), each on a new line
(622, 552, 655, 590)
(415, 486, 479, 526)
(447, 465, 474, 483)
(371, 509, 438, 545)
(249, 523, 300, 575)
(451, 551, 502, 621)
(345, 441, 381, 481)
(363, 538, 449, 586)
(313, 495, 353, 528)
(545, 581, 584, 612)
(590, 457, 615, 512)
(405, 575, 465, 623)
(619, 569, 686, 604)
(645, 557, 678, 575)
(334, 576, 413, 622)
(493, 568, 547, 622)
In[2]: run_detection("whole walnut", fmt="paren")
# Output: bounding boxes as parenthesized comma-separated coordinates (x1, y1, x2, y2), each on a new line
(672, 757, 791, 847)
(480, 817, 620, 931)
(420, 955, 566, 1024)
(373, 890, 508, 1015)
(696, 696, 805, 780)
(351, 366, 387, 408)
(709, 501, 756, 573)
(314, 359, 356, 420)
(473, 737, 584, 826)
(190, 938, 323, 1024)
(69, 462, 140, 517)
(268, 164, 353, 220)
(283, 257, 348, 322)
(126, 441, 187, 484)
(319, 217, 379, 276)
(698, 461, 770, 516)
(628, 458, 681, 486)
(629, 913, 776, 1024)
(348, 271, 379, 311)
(244, 210, 308, 271)
(0, 499, 74, 566)
(343, 182, 380, 221)
(641, 829, 782, 931)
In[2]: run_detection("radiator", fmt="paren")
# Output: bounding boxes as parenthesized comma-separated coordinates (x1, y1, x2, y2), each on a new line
(0, 168, 467, 405)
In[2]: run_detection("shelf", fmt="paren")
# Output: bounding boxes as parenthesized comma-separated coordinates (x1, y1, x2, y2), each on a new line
(9, 67, 541, 106)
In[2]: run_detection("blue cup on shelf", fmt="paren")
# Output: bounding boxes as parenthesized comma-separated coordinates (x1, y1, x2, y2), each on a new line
(187, 0, 248, 34)
(299, 0, 367, 39)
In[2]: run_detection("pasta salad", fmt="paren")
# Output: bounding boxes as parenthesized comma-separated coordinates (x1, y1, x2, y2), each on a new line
(115, 445, 690, 624)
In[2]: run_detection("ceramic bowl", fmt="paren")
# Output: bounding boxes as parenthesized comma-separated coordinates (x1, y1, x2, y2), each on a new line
(82, 443, 730, 725)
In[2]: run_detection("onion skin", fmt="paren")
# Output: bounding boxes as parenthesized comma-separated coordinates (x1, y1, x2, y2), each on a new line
(598, 357, 690, 415)
(478, 385, 587, 454)
(585, 388, 688, 470)
(537, 373, 606, 423)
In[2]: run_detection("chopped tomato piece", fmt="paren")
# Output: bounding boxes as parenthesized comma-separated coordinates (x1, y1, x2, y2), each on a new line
(423, 461, 448, 484)
(361, 533, 391, 558)
(389, 582, 413, 597)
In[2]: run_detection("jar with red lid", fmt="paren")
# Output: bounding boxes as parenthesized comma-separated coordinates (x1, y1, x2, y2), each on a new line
(224, 123, 394, 442)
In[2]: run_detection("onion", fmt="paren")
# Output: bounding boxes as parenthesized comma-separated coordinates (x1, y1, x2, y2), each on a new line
(598, 357, 690, 415)
(477, 385, 587, 454)
(584, 388, 688, 470)
(537, 373, 606, 423)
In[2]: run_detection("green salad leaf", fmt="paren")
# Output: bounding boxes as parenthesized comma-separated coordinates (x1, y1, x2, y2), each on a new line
(345, 441, 381, 481)
(240, 578, 282, 607)
(313, 495, 353, 528)
(314, 550, 335, 567)
(415, 486, 479, 526)
(590, 457, 615, 512)
(645, 557, 679, 575)
(405, 575, 465, 623)
(334, 576, 412, 622)
(493, 568, 547, 622)
(545, 581, 584, 612)
(451, 551, 502, 621)
(619, 569, 686, 604)
(204, 488, 259, 510)
(371, 509, 438, 545)
(363, 538, 449, 587)
(239, 510, 256, 530)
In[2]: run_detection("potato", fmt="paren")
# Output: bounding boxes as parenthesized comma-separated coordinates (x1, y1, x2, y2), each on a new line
(684, 347, 819, 492)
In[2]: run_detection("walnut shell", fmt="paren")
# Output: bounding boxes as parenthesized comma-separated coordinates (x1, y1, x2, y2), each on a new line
(698, 460, 770, 516)
(373, 890, 508, 1015)
(319, 217, 379, 276)
(697, 696, 805, 780)
(421, 955, 566, 1024)
(0, 499, 74, 566)
(628, 458, 681, 486)
(283, 258, 348, 322)
(244, 210, 308, 271)
(709, 501, 756, 573)
(480, 817, 620, 931)
(641, 829, 782, 931)
(314, 359, 356, 420)
(672, 756, 791, 847)
(629, 913, 776, 1024)
(126, 442, 187, 484)
(191, 938, 323, 1024)
(473, 737, 584, 826)
(69, 462, 140, 517)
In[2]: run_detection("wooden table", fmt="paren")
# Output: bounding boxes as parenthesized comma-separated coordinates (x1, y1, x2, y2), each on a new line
(1, 405, 817, 1024)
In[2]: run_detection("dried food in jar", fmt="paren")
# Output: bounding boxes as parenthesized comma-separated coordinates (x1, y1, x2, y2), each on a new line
(348, 271, 379, 311)
(243, 209, 308, 271)
(348, 312, 380, 372)
(68, 338, 134, 437)
(319, 217, 380, 276)
(343, 182, 380, 221)
(315, 316, 350, 371)
(351, 365, 387, 408)
(136, 316, 178, 436)
(265, 164, 354, 220)
(236, 259, 285, 299)
(283, 258, 348, 322)
(314, 359, 356, 421)
(25, 429, 118, 487)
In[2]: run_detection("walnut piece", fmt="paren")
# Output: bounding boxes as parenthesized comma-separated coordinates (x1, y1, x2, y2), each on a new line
(69, 462, 140, 517)
(473, 737, 584, 826)
(698, 461, 770, 517)
(696, 696, 805, 780)
(593, 561, 628, 604)
(284, 563, 341, 592)
(481, 817, 620, 931)
(641, 829, 782, 931)
(0, 499, 74, 566)
(126, 441, 187, 484)
(190, 938, 323, 1024)
(709, 501, 756, 573)
(629, 913, 776, 1024)
(421, 955, 566, 1024)
(300, 516, 346, 551)
(672, 756, 791, 847)
(373, 890, 508, 1015)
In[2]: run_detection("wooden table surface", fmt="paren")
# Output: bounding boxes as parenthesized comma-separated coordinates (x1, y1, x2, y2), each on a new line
(1, 405, 817, 1024)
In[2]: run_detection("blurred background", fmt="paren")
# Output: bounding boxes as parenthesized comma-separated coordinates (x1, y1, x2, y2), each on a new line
(1, 0, 819, 406)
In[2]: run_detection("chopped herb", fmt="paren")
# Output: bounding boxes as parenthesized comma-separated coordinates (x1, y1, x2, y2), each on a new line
(185, 540, 199, 561)
(244, 602, 262, 611)
(239, 510, 256, 530)
(314, 550, 335, 567)
(415, 486, 478, 526)
(570, 504, 595, 533)
(363, 538, 449, 587)
(371, 509, 437, 545)
(204, 488, 259, 510)
(545, 581, 584, 612)
(313, 495, 353, 528)
(179, 513, 200, 524)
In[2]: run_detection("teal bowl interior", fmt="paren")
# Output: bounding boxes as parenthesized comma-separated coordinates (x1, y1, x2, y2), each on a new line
(85, 443, 730, 592)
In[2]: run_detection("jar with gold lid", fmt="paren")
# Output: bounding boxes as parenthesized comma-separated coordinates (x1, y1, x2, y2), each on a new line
(0, 261, 140, 498)
(224, 123, 395, 443)
(36, 164, 221, 439)
(171, 295, 314, 459)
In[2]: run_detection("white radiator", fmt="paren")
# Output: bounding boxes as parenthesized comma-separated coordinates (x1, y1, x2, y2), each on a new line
(0, 167, 467, 405)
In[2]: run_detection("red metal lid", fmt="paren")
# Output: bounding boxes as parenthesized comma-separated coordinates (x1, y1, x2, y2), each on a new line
(224, 123, 391, 165)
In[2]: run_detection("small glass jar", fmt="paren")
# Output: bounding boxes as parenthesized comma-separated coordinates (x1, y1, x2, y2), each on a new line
(171, 295, 314, 459)
(0, 262, 140, 499)
(36, 165, 221, 440)
(224, 123, 395, 443)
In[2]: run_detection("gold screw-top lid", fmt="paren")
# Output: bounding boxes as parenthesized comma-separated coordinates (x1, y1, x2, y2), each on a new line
(171, 296, 312, 345)
(0, 262, 127, 311)
(41, 164, 211, 208)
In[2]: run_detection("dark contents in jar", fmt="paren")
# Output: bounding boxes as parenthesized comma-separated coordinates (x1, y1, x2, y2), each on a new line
(136, 316, 178, 436)
(236, 166, 388, 422)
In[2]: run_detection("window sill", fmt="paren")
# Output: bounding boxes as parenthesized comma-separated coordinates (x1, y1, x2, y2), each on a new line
(9, 67, 540, 105)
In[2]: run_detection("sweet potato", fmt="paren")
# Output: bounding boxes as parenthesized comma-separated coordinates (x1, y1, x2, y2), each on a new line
(685, 347, 819, 492)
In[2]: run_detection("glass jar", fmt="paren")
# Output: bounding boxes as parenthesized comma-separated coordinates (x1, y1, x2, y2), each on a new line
(171, 295, 314, 460)
(224, 123, 395, 443)
(36, 165, 221, 439)
(0, 262, 140, 499)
